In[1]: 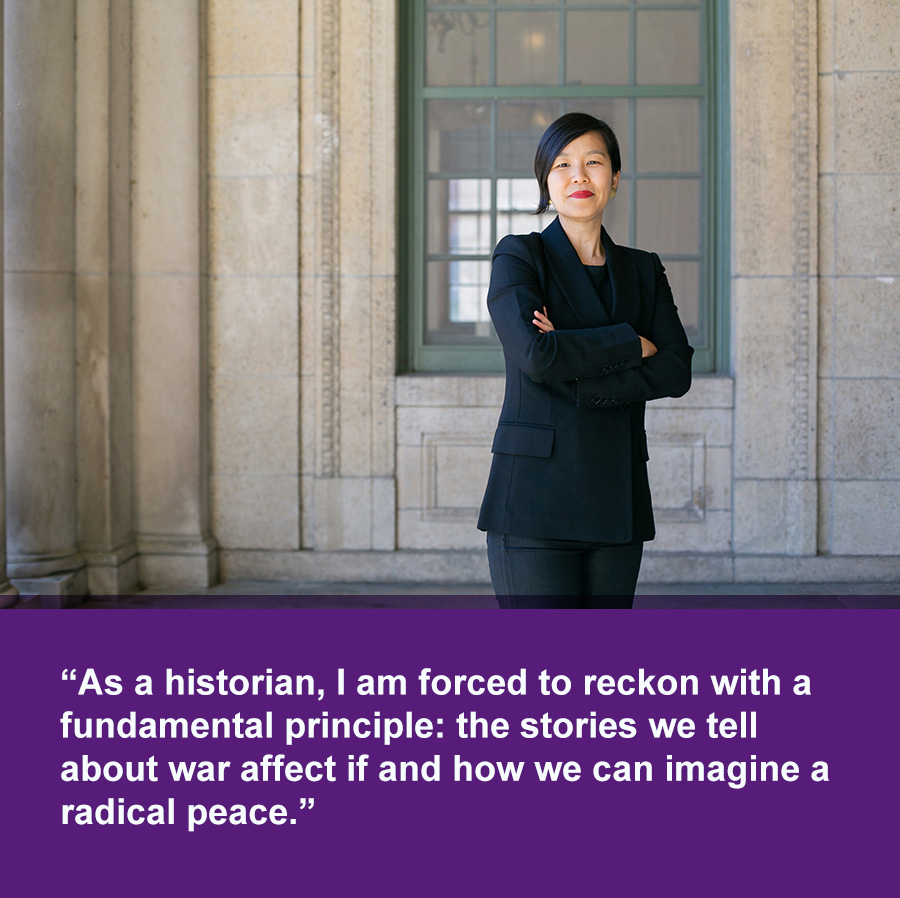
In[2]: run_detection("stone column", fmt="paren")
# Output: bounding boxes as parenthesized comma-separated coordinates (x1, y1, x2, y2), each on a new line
(300, 0, 398, 552)
(131, 0, 216, 586)
(4, 0, 86, 599)
(731, 0, 820, 570)
(74, 0, 137, 595)
(0, 1, 19, 607)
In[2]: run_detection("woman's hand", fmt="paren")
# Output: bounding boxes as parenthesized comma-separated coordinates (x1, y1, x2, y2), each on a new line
(640, 336, 657, 358)
(533, 307, 555, 333)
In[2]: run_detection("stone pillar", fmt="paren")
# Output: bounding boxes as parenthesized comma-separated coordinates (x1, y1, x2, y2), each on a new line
(300, 0, 398, 551)
(4, 0, 86, 599)
(74, 0, 137, 595)
(731, 0, 820, 568)
(0, 1, 18, 607)
(131, 0, 216, 586)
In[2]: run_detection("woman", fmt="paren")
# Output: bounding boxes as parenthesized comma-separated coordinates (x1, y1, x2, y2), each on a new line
(477, 112, 693, 609)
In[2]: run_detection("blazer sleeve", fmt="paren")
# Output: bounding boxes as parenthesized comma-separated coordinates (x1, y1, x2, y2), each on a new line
(488, 235, 643, 383)
(574, 253, 693, 406)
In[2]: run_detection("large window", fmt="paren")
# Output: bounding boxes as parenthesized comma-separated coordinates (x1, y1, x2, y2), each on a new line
(400, 1, 727, 373)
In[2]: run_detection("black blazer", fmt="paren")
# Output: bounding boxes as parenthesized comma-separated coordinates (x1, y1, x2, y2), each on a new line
(477, 218, 693, 543)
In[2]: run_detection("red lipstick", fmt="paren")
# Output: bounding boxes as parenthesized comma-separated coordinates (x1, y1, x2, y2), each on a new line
(569, 190, 593, 198)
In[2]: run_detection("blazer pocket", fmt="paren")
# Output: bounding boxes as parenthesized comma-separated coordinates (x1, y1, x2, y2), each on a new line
(491, 422, 555, 458)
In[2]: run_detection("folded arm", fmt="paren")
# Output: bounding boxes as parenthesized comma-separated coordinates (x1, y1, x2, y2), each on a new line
(572, 255, 692, 405)
(488, 236, 643, 383)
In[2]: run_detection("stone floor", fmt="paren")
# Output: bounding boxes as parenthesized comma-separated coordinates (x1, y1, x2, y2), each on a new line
(63, 579, 900, 609)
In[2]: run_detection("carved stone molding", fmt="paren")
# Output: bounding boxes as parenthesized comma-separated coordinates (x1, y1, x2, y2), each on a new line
(313, 0, 341, 478)
(789, 0, 818, 481)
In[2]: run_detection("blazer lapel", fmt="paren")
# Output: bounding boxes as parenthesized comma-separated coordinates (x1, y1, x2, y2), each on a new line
(539, 217, 611, 328)
(603, 227, 641, 330)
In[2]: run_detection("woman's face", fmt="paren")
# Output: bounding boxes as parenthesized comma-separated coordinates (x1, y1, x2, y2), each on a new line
(546, 131, 620, 227)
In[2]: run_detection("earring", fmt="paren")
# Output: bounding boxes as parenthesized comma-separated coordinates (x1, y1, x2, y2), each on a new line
(610, 187, 617, 198)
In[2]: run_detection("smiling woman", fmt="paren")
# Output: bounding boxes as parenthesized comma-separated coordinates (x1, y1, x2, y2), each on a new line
(477, 112, 694, 608)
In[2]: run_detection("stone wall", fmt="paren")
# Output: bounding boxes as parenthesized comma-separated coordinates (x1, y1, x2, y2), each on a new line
(3, 0, 899, 599)
(817, 0, 900, 562)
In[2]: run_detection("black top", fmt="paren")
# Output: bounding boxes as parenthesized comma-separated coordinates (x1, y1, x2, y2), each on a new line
(584, 263, 613, 317)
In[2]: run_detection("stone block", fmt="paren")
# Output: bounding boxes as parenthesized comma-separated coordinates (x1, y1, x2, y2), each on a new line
(299, 76, 317, 178)
(435, 444, 491, 510)
(397, 509, 484, 551)
(646, 433, 705, 522)
(396, 407, 500, 447)
(372, 478, 397, 551)
(831, 379, 900, 478)
(817, 176, 836, 278)
(817, 0, 836, 73)
(734, 479, 786, 555)
(817, 276, 835, 373)
(833, 73, 900, 175)
(832, 480, 900, 555)
(639, 553, 734, 584)
(300, 374, 317, 477)
(836, 175, 900, 276)
(208, 0, 299, 76)
(652, 375, 734, 410)
(731, 2, 798, 277)
(209, 176, 299, 276)
(834, 0, 900, 72)
(312, 476, 395, 551)
(132, 274, 206, 534)
(734, 553, 900, 583)
(396, 375, 505, 409)
(734, 479, 818, 555)
(219, 548, 491, 585)
(132, 0, 201, 275)
(3, 0, 76, 272)
(645, 406, 731, 448)
(832, 277, 900, 378)
(86, 553, 139, 597)
(209, 75, 299, 177)
(397, 446, 424, 510)
(210, 374, 299, 476)
(211, 474, 300, 550)
(649, 511, 732, 554)
(817, 74, 836, 177)
(209, 276, 299, 377)
(816, 377, 836, 482)
(705, 447, 733, 512)
(4, 272, 78, 557)
(732, 278, 796, 477)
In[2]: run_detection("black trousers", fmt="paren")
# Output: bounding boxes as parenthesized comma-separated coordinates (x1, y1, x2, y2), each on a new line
(486, 531, 643, 609)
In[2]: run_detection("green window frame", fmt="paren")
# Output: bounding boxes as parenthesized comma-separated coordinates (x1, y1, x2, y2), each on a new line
(399, 1, 729, 374)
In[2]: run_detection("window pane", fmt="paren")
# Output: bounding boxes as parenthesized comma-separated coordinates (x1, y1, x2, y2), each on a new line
(663, 261, 701, 335)
(425, 260, 493, 344)
(636, 11, 701, 85)
(427, 179, 492, 255)
(497, 100, 558, 172)
(496, 178, 555, 241)
(599, 184, 630, 244)
(427, 100, 490, 174)
(566, 11, 630, 86)
(426, 11, 490, 87)
(635, 98, 700, 173)
(636, 179, 700, 256)
(566, 97, 630, 171)
(496, 11, 559, 86)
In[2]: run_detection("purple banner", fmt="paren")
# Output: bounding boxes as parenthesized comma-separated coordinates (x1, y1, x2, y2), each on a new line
(2, 609, 897, 896)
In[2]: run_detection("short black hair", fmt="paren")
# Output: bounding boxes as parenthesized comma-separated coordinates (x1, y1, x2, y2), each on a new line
(533, 112, 622, 214)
